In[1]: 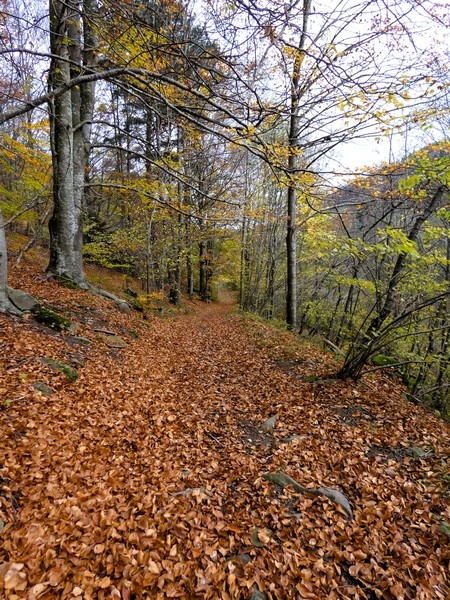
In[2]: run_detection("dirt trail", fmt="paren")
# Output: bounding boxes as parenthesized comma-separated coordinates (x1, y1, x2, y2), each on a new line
(1, 292, 449, 599)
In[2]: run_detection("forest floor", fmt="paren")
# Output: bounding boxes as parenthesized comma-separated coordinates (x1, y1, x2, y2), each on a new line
(1, 255, 450, 600)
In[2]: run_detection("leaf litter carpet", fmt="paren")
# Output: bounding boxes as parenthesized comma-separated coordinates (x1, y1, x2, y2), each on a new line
(1, 279, 449, 599)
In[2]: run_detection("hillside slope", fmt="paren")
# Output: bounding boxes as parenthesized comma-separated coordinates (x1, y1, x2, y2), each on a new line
(1, 258, 449, 599)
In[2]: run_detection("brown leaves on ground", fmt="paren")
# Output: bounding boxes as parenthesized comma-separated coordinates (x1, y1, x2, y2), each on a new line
(1, 265, 449, 599)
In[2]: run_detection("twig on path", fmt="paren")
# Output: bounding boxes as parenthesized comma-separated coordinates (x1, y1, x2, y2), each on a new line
(206, 431, 224, 447)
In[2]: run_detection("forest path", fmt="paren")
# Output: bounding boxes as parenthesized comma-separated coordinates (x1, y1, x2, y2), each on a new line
(1, 285, 450, 598)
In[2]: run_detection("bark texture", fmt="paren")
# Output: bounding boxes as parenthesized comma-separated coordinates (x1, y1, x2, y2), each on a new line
(47, 0, 97, 285)
(0, 211, 21, 314)
(286, 0, 312, 328)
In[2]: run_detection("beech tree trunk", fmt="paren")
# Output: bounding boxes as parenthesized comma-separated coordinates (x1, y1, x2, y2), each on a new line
(168, 222, 182, 305)
(0, 210, 11, 311)
(286, 0, 312, 328)
(286, 156, 298, 328)
(47, 0, 97, 286)
(186, 218, 194, 299)
(199, 239, 207, 300)
(0, 211, 21, 314)
(199, 236, 214, 302)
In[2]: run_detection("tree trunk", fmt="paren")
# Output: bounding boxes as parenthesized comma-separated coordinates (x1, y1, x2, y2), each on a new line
(169, 216, 183, 305)
(0, 210, 11, 311)
(186, 218, 194, 298)
(199, 234, 215, 302)
(145, 206, 156, 293)
(286, 175, 297, 327)
(286, 0, 312, 328)
(47, 0, 97, 286)
(0, 211, 21, 314)
(265, 228, 276, 320)
(199, 239, 207, 301)
(239, 212, 248, 309)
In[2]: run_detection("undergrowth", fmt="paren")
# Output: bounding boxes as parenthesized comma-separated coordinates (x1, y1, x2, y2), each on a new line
(229, 309, 322, 363)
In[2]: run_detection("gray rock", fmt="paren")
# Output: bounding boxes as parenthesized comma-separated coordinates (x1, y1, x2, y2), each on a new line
(263, 471, 353, 520)
(317, 487, 353, 520)
(7, 287, 39, 311)
(97, 333, 127, 348)
(68, 352, 85, 367)
(70, 336, 92, 345)
(263, 471, 308, 493)
(410, 446, 431, 459)
(33, 382, 54, 396)
(280, 434, 305, 443)
(68, 321, 81, 334)
(260, 415, 277, 431)
(115, 300, 131, 314)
